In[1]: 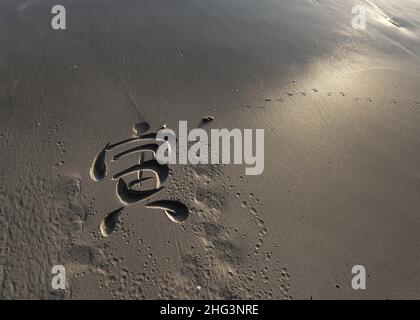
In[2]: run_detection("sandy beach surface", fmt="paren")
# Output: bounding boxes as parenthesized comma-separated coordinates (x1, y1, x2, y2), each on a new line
(1, 0, 420, 299)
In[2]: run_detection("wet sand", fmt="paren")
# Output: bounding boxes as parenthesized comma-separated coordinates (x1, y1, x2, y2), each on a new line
(1, 0, 420, 299)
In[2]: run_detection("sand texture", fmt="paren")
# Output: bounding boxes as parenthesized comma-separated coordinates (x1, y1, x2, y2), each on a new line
(1, 0, 420, 299)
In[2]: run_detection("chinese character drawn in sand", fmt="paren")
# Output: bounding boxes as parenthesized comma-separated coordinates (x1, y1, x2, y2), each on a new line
(90, 122, 188, 236)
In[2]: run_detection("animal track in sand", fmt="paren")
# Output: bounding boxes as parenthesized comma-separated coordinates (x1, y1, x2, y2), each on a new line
(243, 79, 420, 114)
(148, 164, 292, 299)
(0, 175, 93, 299)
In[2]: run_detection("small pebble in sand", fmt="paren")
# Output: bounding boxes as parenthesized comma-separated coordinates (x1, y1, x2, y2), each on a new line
(202, 116, 215, 123)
